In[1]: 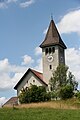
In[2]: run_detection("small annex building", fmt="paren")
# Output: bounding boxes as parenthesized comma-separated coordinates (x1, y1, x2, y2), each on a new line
(3, 97, 18, 107)
(14, 18, 67, 98)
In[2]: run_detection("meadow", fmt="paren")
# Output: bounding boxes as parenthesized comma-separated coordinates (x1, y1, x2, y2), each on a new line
(1, 99, 80, 120)
(0, 107, 80, 120)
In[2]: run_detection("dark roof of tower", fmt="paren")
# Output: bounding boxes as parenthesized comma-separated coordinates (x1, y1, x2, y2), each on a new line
(40, 19, 67, 49)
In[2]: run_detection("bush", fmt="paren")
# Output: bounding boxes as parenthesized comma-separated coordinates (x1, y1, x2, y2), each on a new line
(19, 85, 51, 103)
(75, 91, 80, 99)
(59, 85, 74, 100)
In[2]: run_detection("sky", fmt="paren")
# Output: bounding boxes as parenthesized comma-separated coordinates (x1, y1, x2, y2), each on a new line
(0, 0, 80, 106)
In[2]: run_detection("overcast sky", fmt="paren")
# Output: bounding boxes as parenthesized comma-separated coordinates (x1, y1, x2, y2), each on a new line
(0, 0, 80, 105)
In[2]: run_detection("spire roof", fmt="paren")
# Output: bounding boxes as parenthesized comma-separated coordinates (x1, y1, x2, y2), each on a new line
(40, 19, 67, 49)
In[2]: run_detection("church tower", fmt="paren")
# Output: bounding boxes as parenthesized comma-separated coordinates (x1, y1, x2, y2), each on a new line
(40, 19, 67, 85)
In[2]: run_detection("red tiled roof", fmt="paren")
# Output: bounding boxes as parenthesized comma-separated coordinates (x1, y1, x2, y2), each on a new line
(30, 69, 47, 86)
(31, 69, 43, 81)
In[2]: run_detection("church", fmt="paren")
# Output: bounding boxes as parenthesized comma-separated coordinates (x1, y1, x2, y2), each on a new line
(14, 18, 67, 97)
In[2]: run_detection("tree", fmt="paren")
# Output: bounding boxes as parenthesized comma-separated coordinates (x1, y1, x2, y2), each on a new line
(50, 64, 68, 91)
(50, 64, 78, 99)
(67, 71, 78, 91)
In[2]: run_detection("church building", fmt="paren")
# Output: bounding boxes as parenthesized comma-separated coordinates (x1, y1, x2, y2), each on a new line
(14, 18, 67, 96)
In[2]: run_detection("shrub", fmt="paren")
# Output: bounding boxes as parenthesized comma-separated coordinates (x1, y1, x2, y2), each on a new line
(59, 85, 74, 100)
(19, 85, 51, 103)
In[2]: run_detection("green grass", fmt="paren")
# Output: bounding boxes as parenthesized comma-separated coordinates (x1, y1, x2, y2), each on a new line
(0, 108, 80, 120)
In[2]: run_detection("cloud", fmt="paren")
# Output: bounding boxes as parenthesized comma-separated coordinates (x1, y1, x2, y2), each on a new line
(43, 27, 48, 35)
(65, 48, 80, 86)
(7, 0, 18, 3)
(34, 58, 43, 72)
(0, 54, 34, 91)
(0, 1, 7, 8)
(0, 58, 9, 72)
(57, 9, 80, 35)
(35, 47, 42, 56)
(0, 97, 8, 107)
(0, 58, 26, 73)
(0, 58, 27, 90)
(20, 0, 35, 8)
(0, 0, 35, 8)
(22, 55, 34, 65)
(0, 0, 17, 8)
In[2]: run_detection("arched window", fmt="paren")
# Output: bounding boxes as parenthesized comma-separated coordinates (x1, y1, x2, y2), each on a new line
(45, 48, 48, 55)
(52, 47, 55, 53)
(49, 48, 51, 54)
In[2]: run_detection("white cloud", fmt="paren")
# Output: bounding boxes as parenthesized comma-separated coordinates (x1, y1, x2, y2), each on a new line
(0, 58, 26, 73)
(20, 0, 34, 8)
(0, 0, 35, 8)
(34, 58, 43, 72)
(57, 9, 80, 35)
(0, 58, 9, 72)
(65, 48, 80, 85)
(0, 58, 27, 90)
(7, 0, 18, 3)
(0, 2, 7, 8)
(22, 55, 34, 65)
(0, 97, 8, 107)
(35, 47, 42, 55)
(43, 27, 48, 35)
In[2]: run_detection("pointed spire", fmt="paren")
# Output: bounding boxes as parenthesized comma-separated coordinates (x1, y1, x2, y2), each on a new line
(40, 19, 67, 49)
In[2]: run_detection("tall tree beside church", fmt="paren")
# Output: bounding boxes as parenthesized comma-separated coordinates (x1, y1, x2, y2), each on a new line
(50, 64, 78, 99)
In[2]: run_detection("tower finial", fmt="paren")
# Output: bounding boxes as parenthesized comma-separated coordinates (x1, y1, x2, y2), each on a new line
(51, 13, 53, 20)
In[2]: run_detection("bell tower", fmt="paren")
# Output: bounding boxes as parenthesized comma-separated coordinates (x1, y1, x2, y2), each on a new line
(40, 19, 67, 85)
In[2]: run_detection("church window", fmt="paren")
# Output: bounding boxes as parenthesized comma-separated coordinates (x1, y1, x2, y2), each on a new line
(60, 56, 63, 62)
(49, 48, 51, 54)
(52, 47, 55, 53)
(33, 80, 35, 82)
(45, 48, 48, 55)
(27, 81, 28, 83)
(49, 65, 52, 70)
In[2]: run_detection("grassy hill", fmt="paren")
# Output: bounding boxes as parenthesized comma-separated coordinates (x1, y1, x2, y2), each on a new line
(1, 99, 80, 120)
(0, 107, 80, 120)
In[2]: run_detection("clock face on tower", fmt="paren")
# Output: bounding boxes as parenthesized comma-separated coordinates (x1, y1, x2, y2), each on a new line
(47, 55, 53, 62)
